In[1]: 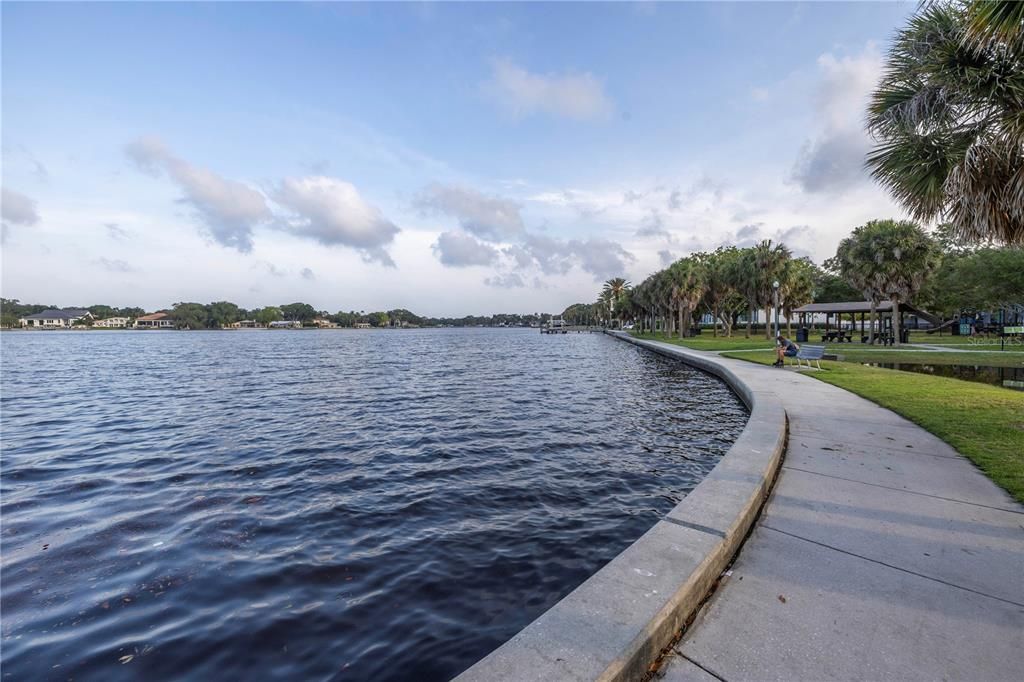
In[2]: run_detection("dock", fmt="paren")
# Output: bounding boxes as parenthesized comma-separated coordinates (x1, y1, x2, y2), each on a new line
(540, 325, 605, 334)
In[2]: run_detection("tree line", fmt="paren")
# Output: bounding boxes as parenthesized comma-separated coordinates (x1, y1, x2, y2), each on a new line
(0, 299, 555, 330)
(580, 220, 1022, 346)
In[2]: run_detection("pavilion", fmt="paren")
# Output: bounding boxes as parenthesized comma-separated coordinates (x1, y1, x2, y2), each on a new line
(792, 301, 939, 343)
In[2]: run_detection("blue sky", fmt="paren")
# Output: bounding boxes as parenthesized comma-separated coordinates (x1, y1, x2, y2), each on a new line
(2, 1, 916, 315)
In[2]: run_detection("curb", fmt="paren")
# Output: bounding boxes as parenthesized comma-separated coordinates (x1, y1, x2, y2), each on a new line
(456, 332, 787, 682)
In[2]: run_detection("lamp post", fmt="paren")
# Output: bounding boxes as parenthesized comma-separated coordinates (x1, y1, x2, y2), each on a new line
(772, 280, 780, 342)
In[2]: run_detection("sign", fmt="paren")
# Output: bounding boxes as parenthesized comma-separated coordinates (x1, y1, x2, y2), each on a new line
(1003, 326, 1024, 335)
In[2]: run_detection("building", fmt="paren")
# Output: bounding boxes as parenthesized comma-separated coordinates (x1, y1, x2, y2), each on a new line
(268, 320, 301, 329)
(93, 317, 131, 328)
(135, 312, 175, 329)
(228, 320, 263, 329)
(354, 322, 372, 329)
(311, 317, 338, 328)
(19, 309, 91, 328)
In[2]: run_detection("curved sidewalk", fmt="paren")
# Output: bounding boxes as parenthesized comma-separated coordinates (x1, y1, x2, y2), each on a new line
(637, 338, 1024, 682)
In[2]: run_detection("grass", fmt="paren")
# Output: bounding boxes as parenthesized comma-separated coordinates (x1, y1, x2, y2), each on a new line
(716, 349, 1024, 503)
(631, 332, 1024, 367)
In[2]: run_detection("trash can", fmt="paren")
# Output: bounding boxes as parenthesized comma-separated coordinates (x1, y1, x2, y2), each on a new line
(796, 328, 809, 343)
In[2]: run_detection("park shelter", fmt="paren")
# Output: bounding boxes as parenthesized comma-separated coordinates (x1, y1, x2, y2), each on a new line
(792, 301, 938, 341)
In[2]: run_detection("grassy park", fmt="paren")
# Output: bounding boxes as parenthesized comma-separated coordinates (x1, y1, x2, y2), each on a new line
(630, 332, 1024, 503)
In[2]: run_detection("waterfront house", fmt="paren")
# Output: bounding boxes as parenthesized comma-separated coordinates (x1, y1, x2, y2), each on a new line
(19, 309, 91, 328)
(227, 319, 263, 329)
(311, 317, 338, 328)
(135, 312, 175, 329)
(268, 320, 301, 329)
(93, 317, 131, 328)
(354, 322, 372, 329)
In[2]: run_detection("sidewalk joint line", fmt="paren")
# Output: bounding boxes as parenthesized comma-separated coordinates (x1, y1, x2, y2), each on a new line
(781, 466, 1024, 515)
(760, 525, 1024, 608)
(679, 652, 728, 682)
(663, 516, 727, 538)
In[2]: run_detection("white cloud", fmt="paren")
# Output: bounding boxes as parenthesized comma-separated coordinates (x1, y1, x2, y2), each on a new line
(273, 176, 400, 266)
(300, 267, 316, 280)
(792, 43, 883, 193)
(432, 230, 499, 267)
(2, 187, 41, 226)
(414, 183, 524, 241)
(94, 257, 135, 273)
(126, 136, 271, 252)
(483, 58, 613, 121)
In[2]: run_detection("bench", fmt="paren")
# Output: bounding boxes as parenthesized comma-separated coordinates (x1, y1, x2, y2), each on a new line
(792, 344, 825, 370)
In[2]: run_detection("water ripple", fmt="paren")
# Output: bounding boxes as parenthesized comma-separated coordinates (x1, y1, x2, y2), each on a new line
(0, 329, 746, 681)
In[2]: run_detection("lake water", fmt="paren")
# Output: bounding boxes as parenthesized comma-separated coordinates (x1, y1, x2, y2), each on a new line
(0, 329, 747, 680)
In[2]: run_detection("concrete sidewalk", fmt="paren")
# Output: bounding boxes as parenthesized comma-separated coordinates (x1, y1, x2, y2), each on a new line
(644, 341, 1024, 682)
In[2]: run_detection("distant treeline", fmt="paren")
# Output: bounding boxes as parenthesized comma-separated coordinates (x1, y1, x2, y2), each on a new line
(0, 298, 554, 329)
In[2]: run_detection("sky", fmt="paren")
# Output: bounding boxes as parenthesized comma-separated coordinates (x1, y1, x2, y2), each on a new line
(1, 1, 918, 316)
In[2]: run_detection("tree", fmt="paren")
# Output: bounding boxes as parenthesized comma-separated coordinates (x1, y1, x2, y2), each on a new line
(602, 277, 631, 327)
(279, 302, 317, 322)
(781, 258, 816, 335)
(254, 306, 282, 325)
(866, 1, 1024, 245)
(700, 247, 746, 337)
(834, 220, 942, 346)
(171, 302, 208, 330)
(751, 240, 792, 339)
(207, 301, 242, 328)
(667, 257, 706, 338)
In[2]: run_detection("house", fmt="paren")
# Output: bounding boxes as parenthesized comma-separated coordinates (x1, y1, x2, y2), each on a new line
(311, 317, 338, 328)
(135, 312, 175, 329)
(93, 317, 131, 328)
(19, 309, 91, 328)
(268, 320, 301, 329)
(354, 322, 372, 329)
(228, 319, 263, 329)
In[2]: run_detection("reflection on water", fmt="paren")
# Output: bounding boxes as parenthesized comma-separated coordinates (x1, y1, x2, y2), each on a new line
(865, 361, 1024, 391)
(0, 329, 746, 681)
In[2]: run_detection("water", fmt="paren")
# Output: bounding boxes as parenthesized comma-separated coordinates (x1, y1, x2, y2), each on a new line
(865, 362, 1024, 391)
(1, 329, 747, 681)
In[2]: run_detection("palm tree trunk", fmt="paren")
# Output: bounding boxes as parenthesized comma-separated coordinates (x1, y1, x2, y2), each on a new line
(765, 304, 773, 339)
(713, 305, 720, 337)
(891, 295, 901, 346)
(746, 307, 753, 338)
(869, 301, 877, 344)
(677, 305, 684, 338)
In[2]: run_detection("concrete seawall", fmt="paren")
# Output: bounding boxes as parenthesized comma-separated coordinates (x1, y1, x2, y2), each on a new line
(457, 331, 788, 681)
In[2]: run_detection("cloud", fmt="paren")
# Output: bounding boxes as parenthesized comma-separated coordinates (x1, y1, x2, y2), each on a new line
(414, 183, 524, 241)
(484, 272, 526, 288)
(483, 58, 613, 121)
(273, 176, 400, 266)
(658, 249, 676, 266)
(518, 233, 635, 280)
(726, 223, 815, 258)
(432, 230, 499, 267)
(94, 257, 135, 273)
(636, 210, 671, 239)
(2, 187, 41, 226)
(300, 267, 316, 280)
(104, 223, 131, 240)
(126, 136, 271, 252)
(254, 261, 287, 277)
(791, 43, 882, 193)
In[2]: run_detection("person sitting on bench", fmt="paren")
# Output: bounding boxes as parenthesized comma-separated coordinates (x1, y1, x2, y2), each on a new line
(774, 335, 799, 367)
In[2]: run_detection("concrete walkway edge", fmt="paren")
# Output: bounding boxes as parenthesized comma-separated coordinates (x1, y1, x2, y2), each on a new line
(456, 331, 788, 682)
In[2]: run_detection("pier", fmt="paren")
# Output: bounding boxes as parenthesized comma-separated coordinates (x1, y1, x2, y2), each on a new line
(540, 325, 605, 334)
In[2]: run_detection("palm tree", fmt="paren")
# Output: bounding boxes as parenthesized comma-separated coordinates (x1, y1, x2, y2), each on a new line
(835, 220, 942, 346)
(781, 258, 816, 336)
(866, 1, 1024, 245)
(752, 240, 792, 339)
(667, 257, 707, 338)
(602, 277, 631, 328)
(832, 237, 882, 343)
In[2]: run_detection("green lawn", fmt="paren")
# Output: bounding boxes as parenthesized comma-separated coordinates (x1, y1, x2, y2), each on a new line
(719, 349, 1024, 503)
(630, 332, 1024, 367)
